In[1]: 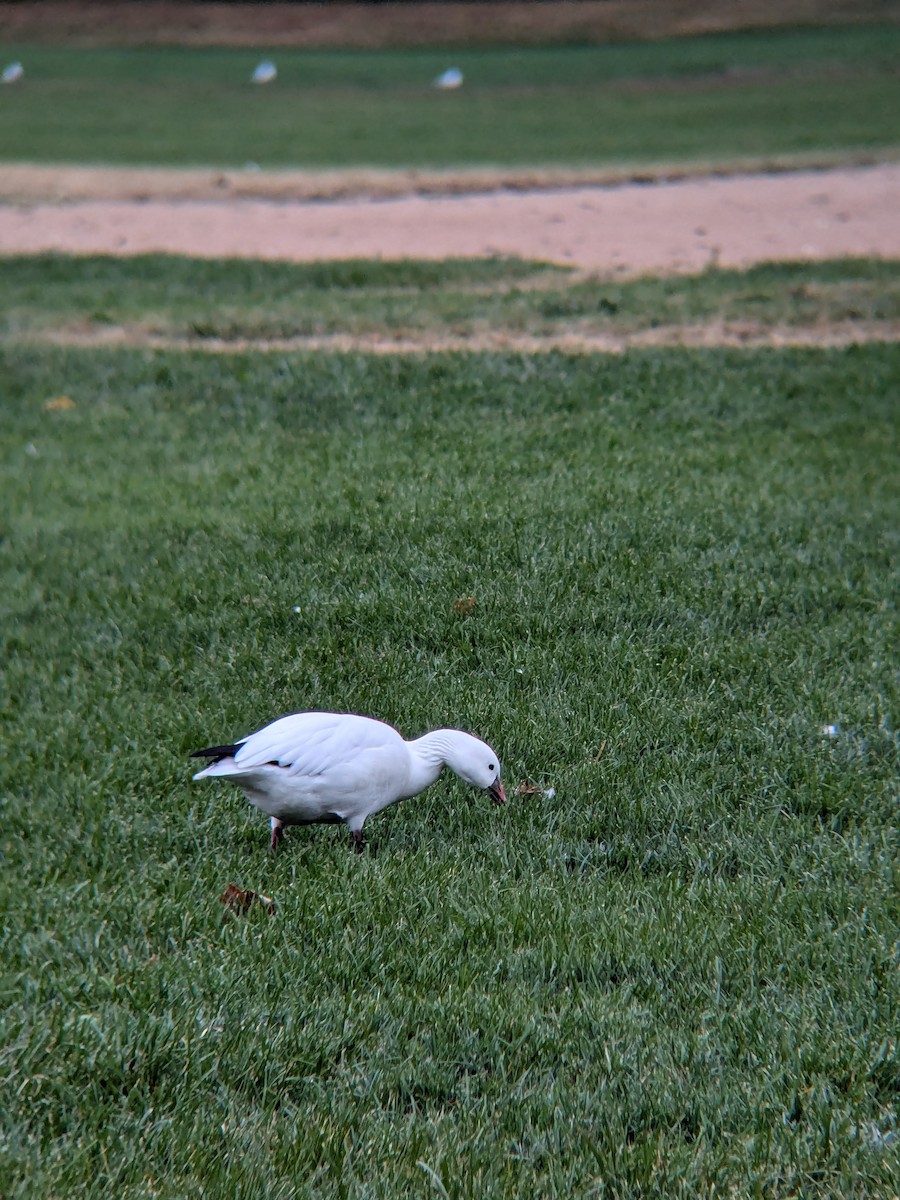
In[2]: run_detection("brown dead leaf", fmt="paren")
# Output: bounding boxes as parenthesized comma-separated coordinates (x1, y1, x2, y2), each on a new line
(515, 781, 543, 796)
(43, 394, 76, 411)
(219, 883, 276, 917)
(453, 596, 476, 616)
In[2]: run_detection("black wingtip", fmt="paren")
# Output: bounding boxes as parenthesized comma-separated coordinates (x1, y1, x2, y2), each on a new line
(190, 742, 243, 761)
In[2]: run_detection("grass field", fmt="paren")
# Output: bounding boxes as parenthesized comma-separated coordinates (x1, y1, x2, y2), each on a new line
(2, 16, 899, 1187)
(1, 25, 899, 168)
(3, 254, 899, 346)
(2, 252, 898, 1194)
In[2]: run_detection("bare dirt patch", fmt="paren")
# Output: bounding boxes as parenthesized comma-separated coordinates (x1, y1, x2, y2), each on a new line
(4, 162, 898, 351)
(2, 164, 898, 278)
(1, 1, 894, 49)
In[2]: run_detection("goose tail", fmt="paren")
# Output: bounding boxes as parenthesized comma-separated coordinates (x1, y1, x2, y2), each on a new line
(191, 741, 245, 781)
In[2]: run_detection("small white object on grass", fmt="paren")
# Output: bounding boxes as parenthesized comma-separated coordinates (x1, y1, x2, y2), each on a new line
(433, 67, 463, 90)
(252, 61, 277, 85)
(191, 711, 505, 852)
(2, 62, 24, 84)
(820, 723, 839, 737)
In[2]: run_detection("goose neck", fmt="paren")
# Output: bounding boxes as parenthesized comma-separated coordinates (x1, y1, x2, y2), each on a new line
(409, 729, 455, 763)
(404, 729, 455, 796)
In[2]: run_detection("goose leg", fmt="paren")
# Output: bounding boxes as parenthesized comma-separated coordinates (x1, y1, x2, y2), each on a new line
(269, 817, 285, 852)
(350, 829, 366, 854)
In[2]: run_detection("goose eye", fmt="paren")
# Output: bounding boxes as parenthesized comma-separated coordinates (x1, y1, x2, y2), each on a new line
(489, 763, 495, 771)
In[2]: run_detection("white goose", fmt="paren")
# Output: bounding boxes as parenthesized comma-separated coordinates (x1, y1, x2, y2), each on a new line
(191, 711, 505, 851)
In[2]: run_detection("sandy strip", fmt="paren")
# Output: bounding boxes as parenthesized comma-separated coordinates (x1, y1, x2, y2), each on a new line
(0, 0, 887, 49)
(2, 164, 899, 274)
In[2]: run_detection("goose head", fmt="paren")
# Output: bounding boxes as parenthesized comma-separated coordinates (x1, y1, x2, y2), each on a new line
(444, 731, 506, 804)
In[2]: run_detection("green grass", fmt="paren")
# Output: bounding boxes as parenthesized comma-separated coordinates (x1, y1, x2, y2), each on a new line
(2, 254, 899, 344)
(1, 336, 898, 1197)
(1, 25, 898, 168)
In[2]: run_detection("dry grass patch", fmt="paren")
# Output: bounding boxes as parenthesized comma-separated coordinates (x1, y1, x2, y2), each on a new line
(1, 0, 895, 49)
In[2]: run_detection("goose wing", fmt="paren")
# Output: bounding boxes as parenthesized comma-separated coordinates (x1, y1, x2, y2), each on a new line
(238, 712, 400, 775)
(193, 712, 404, 779)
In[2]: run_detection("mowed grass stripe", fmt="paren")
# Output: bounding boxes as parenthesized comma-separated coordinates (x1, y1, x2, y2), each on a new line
(1, 343, 897, 1197)
(1, 25, 899, 168)
(2, 255, 899, 346)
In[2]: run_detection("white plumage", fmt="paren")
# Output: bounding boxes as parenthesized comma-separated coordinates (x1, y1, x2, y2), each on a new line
(251, 61, 277, 84)
(433, 67, 463, 90)
(191, 711, 505, 851)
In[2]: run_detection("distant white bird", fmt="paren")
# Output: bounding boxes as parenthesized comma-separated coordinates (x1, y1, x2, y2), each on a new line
(1, 62, 24, 85)
(433, 67, 463, 90)
(191, 711, 505, 851)
(252, 60, 277, 85)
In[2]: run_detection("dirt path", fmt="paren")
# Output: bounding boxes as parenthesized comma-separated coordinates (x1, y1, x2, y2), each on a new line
(2, 163, 898, 275)
(1, 1, 889, 49)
